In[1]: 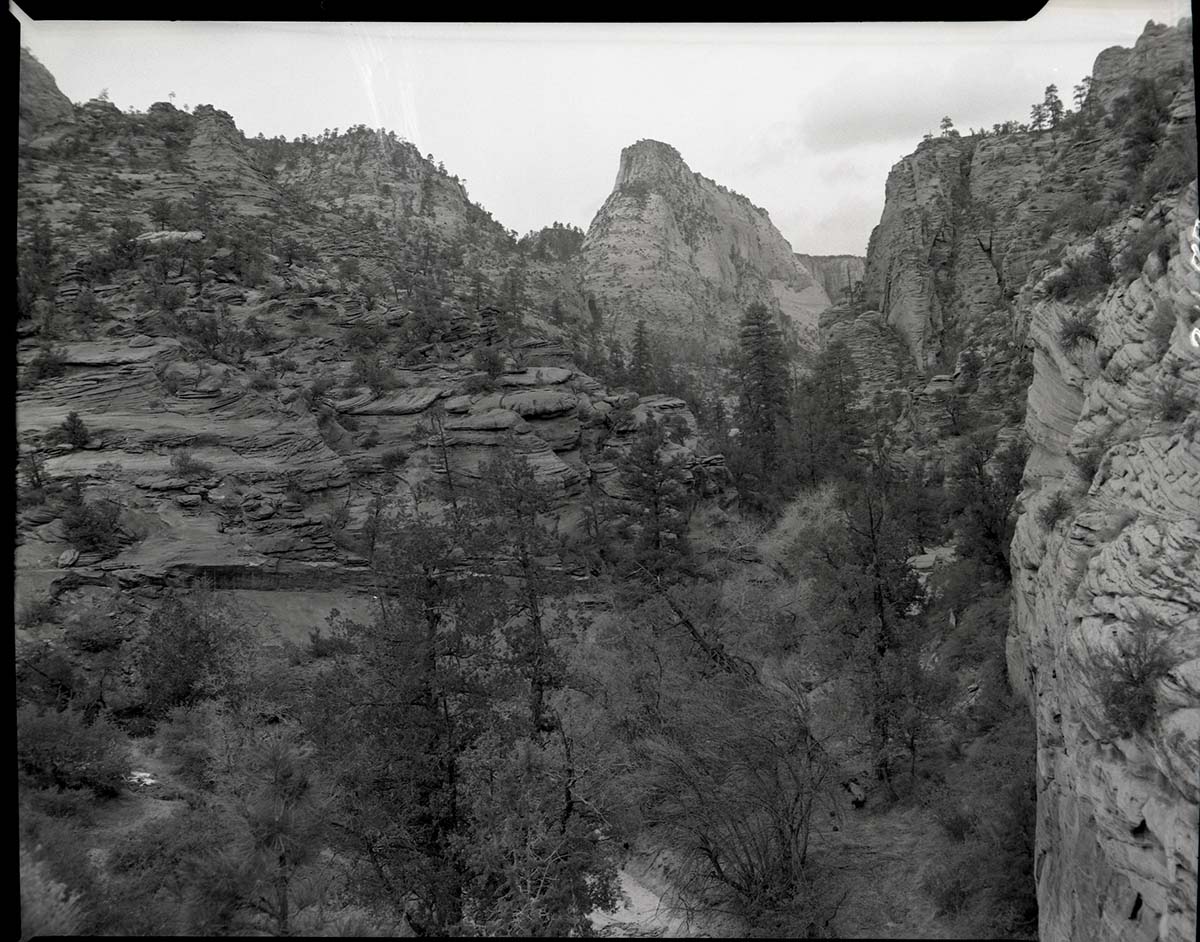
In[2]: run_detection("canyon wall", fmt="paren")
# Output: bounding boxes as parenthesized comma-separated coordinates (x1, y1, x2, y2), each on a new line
(15, 53, 725, 641)
(841, 19, 1198, 941)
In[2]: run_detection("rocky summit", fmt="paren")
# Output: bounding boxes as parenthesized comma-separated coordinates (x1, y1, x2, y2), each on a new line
(580, 139, 839, 356)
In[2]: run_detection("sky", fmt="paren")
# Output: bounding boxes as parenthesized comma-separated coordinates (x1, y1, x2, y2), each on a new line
(14, 1, 1193, 256)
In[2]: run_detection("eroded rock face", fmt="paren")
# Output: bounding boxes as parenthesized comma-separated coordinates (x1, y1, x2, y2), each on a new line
(861, 15, 1193, 381)
(1009, 182, 1199, 942)
(1090, 18, 1194, 110)
(794, 254, 866, 305)
(580, 139, 830, 352)
(15, 77, 728, 613)
(839, 19, 1197, 941)
(19, 47, 75, 142)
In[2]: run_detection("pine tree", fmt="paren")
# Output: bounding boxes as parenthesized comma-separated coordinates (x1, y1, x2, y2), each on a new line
(607, 339, 628, 388)
(615, 415, 693, 582)
(629, 319, 653, 392)
(949, 431, 1030, 577)
(472, 448, 572, 737)
(1044, 84, 1064, 127)
(324, 504, 504, 934)
(1072, 77, 1092, 114)
(732, 303, 791, 511)
(1029, 103, 1049, 131)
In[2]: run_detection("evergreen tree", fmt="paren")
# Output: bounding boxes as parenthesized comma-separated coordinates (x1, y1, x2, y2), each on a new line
(323, 504, 503, 934)
(949, 431, 1030, 577)
(472, 449, 571, 737)
(606, 339, 628, 388)
(629, 319, 653, 392)
(1044, 84, 1064, 127)
(614, 416, 693, 583)
(790, 339, 864, 490)
(732, 303, 791, 512)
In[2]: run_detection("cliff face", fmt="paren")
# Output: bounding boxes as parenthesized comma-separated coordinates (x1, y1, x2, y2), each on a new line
(842, 18, 1198, 942)
(861, 14, 1192, 380)
(580, 140, 830, 354)
(19, 47, 75, 142)
(15, 85, 725, 635)
(794, 253, 866, 305)
(1090, 19, 1195, 109)
(1009, 181, 1199, 942)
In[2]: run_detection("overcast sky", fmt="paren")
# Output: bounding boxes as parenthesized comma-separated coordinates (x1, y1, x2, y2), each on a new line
(14, 1, 1192, 256)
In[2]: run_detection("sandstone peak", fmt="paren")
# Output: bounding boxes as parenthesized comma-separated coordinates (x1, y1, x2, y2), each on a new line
(581, 141, 833, 356)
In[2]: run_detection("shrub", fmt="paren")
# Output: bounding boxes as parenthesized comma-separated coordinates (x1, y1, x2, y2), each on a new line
(1119, 218, 1173, 283)
(63, 612, 128, 654)
(937, 805, 980, 843)
(61, 489, 123, 554)
(19, 847, 86, 939)
(170, 449, 214, 479)
(17, 704, 131, 795)
(1090, 613, 1177, 737)
(1037, 490, 1075, 530)
(462, 373, 491, 395)
(157, 703, 219, 787)
(135, 584, 252, 717)
(923, 853, 979, 916)
(283, 475, 311, 507)
(20, 449, 48, 492)
(1060, 196, 1117, 236)
(1136, 130, 1198, 203)
(1057, 310, 1099, 350)
(380, 447, 407, 470)
(245, 315, 275, 345)
(304, 374, 335, 402)
(246, 371, 277, 392)
(350, 354, 395, 394)
(18, 595, 59, 629)
(26, 347, 68, 385)
(60, 411, 89, 447)
(307, 626, 355, 658)
(28, 785, 100, 822)
(347, 322, 387, 352)
(1145, 298, 1176, 357)
(472, 346, 505, 379)
(1044, 238, 1114, 302)
(1154, 377, 1192, 422)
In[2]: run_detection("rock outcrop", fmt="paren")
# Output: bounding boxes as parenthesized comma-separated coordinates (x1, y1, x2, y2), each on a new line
(580, 139, 831, 354)
(15, 76, 727, 639)
(19, 47, 75, 142)
(1009, 181, 1199, 942)
(861, 19, 1194, 379)
(840, 17, 1197, 942)
(794, 253, 866, 304)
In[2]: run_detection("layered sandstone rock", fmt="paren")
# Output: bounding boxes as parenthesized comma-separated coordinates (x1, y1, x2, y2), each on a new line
(19, 47, 75, 142)
(1009, 182, 1199, 942)
(15, 80, 727, 637)
(794, 253, 866, 304)
(843, 19, 1197, 942)
(580, 139, 830, 353)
